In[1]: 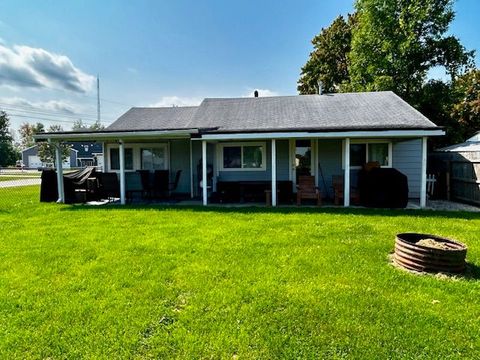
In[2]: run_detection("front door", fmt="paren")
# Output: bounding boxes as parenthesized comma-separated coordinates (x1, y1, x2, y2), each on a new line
(295, 139, 312, 181)
(290, 139, 317, 191)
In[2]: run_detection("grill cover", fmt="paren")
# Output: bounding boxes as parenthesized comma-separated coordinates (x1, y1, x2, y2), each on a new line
(358, 168, 409, 208)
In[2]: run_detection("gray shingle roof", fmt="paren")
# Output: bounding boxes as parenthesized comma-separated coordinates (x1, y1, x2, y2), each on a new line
(107, 91, 439, 133)
(107, 106, 198, 131)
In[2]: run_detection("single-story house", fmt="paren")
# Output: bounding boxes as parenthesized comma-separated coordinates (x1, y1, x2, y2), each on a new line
(22, 142, 104, 169)
(35, 91, 444, 207)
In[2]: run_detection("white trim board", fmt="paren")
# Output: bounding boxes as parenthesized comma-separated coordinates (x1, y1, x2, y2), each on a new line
(196, 129, 444, 141)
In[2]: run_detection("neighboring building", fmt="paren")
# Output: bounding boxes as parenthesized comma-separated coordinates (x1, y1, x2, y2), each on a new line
(432, 132, 480, 205)
(35, 91, 444, 207)
(22, 144, 77, 169)
(70, 142, 104, 168)
(22, 142, 104, 169)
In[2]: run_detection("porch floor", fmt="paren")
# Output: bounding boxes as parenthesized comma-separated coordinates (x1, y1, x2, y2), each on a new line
(82, 198, 480, 212)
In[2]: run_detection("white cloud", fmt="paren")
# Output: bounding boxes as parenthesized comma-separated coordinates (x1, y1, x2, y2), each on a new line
(242, 88, 280, 98)
(0, 96, 83, 114)
(0, 44, 95, 93)
(150, 96, 203, 107)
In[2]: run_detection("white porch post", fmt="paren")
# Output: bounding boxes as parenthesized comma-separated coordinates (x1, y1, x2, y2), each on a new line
(420, 136, 427, 208)
(54, 142, 65, 203)
(119, 140, 126, 205)
(271, 139, 277, 207)
(344, 138, 350, 207)
(202, 140, 207, 206)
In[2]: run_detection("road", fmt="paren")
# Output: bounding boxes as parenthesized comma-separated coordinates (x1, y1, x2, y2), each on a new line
(0, 178, 42, 188)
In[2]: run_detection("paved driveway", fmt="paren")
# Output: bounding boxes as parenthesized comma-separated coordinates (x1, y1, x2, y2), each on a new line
(0, 178, 41, 188)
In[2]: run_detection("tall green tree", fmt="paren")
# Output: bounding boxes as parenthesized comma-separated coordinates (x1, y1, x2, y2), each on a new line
(451, 68, 480, 140)
(0, 111, 17, 167)
(298, 14, 356, 94)
(19, 122, 45, 149)
(37, 125, 71, 166)
(72, 119, 105, 131)
(347, 0, 474, 101)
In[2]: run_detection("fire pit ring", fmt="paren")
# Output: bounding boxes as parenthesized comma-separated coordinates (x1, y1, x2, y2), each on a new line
(394, 233, 467, 273)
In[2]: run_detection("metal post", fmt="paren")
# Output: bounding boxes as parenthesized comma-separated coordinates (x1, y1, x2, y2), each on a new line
(272, 139, 277, 207)
(55, 142, 65, 203)
(420, 137, 427, 208)
(202, 140, 207, 206)
(344, 138, 350, 207)
(119, 140, 126, 205)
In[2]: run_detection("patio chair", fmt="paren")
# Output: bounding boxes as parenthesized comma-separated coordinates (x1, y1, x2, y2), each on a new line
(296, 175, 321, 206)
(169, 170, 182, 194)
(332, 175, 360, 205)
(137, 170, 152, 197)
(125, 172, 144, 202)
(153, 170, 169, 198)
(98, 172, 120, 201)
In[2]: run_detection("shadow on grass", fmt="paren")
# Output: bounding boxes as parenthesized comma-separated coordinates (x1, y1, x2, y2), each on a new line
(59, 202, 480, 220)
(463, 262, 480, 281)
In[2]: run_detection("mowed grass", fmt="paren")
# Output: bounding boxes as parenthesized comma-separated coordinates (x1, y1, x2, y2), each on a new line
(1, 186, 480, 359)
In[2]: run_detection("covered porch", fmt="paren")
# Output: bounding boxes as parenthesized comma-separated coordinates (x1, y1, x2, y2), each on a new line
(38, 128, 443, 209)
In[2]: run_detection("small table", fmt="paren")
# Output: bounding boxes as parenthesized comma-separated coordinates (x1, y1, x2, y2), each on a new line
(265, 189, 280, 207)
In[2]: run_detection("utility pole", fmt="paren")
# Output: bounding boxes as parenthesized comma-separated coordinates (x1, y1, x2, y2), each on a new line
(97, 75, 101, 125)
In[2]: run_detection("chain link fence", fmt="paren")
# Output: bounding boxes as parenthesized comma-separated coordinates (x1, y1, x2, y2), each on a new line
(0, 167, 43, 203)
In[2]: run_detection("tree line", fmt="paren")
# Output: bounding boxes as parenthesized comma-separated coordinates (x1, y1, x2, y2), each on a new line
(0, 112, 104, 167)
(298, 0, 479, 146)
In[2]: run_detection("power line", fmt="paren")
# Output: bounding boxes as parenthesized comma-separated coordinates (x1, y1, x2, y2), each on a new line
(0, 77, 134, 108)
(7, 113, 110, 125)
(0, 103, 116, 122)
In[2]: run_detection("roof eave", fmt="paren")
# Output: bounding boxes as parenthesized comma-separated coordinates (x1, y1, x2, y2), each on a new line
(34, 128, 199, 142)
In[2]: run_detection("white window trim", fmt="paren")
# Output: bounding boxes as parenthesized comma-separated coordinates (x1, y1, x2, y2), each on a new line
(107, 142, 169, 172)
(218, 141, 267, 172)
(342, 139, 393, 169)
(109, 146, 134, 171)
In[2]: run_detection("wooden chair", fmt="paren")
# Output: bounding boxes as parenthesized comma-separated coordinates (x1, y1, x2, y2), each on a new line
(332, 175, 360, 205)
(296, 175, 321, 206)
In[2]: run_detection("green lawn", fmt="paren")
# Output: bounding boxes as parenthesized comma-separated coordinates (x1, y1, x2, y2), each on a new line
(1, 186, 480, 359)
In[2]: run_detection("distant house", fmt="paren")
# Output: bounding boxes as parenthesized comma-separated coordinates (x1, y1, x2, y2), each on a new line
(70, 142, 104, 168)
(35, 91, 444, 207)
(22, 142, 103, 169)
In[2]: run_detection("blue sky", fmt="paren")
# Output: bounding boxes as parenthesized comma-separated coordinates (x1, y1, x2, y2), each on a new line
(0, 0, 479, 133)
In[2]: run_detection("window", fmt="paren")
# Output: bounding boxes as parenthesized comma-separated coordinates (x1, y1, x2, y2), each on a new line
(345, 141, 391, 168)
(368, 143, 389, 166)
(110, 148, 133, 170)
(350, 144, 367, 167)
(141, 147, 166, 170)
(220, 143, 265, 171)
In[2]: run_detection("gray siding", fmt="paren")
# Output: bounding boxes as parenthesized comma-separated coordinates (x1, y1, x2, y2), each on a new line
(22, 146, 38, 168)
(316, 140, 343, 199)
(392, 138, 422, 198)
(169, 139, 191, 194)
(216, 140, 289, 182)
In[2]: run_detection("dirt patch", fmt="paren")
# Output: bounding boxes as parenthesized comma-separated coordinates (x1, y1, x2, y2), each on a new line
(416, 238, 452, 250)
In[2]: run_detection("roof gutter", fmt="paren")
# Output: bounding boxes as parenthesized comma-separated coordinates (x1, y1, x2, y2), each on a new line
(34, 129, 199, 142)
(194, 129, 445, 141)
